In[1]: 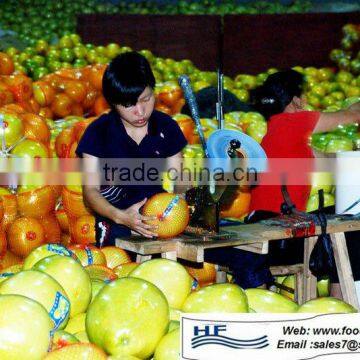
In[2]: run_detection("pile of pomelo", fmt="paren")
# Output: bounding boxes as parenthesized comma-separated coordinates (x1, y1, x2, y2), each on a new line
(0, 241, 357, 359)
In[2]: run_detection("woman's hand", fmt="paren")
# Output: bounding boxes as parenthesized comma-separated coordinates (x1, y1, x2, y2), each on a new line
(112, 198, 158, 238)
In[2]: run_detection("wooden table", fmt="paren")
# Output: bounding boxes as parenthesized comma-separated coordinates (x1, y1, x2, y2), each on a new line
(116, 217, 360, 309)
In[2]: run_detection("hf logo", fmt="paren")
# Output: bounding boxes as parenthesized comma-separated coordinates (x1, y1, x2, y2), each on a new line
(191, 324, 269, 349)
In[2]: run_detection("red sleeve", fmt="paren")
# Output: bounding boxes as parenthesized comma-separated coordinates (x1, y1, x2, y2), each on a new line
(249, 111, 320, 213)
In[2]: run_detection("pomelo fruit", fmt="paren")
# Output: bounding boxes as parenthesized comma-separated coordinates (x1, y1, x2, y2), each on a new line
(185, 262, 216, 287)
(17, 185, 56, 218)
(142, 193, 189, 238)
(0, 251, 21, 270)
(91, 280, 106, 303)
(280, 275, 295, 301)
(245, 288, 298, 313)
(317, 277, 330, 297)
(114, 262, 138, 278)
(68, 244, 106, 266)
(0, 294, 53, 360)
(86, 277, 169, 358)
(51, 330, 79, 351)
(71, 215, 95, 245)
(8, 216, 45, 257)
(101, 246, 131, 268)
(39, 214, 61, 244)
(170, 308, 183, 321)
(129, 259, 192, 309)
(182, 283, 248, 313)
(55, 208, 70, 233)
(0, 270, 70, 329)
(168, 320, 180, 332)
(44, 343, 107, 360)
(75, 331, 90, 343)
(23, 243, 76, 270)
(154, 328, 180, 360)
(85, 264, 117, 282)
(297, 297, 357, 313)
(33, 255, 91, 317)
(64, 312, 86, 334)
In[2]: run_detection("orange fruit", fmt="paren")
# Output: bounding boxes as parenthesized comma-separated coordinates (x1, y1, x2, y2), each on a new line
(0, 250, 21, 270)
(39, 214, 61, 244)
(142, 193, 190, 238)
(55, 208, 69, 233)
(4, 74, 32, 102)
(60, 233, 72, 247)
(0, 198, 4, 223)
(68, 244, 106, 267)
(68, 141, 78, 158)
(186, 262, 216, 286)
(8, 216, 45, 257)
(51, 93, 73, 119)
(32, 81, 56, 107)
(172, 97, 185, 114)
(22, 113, 50, 144)
(85, 264, 117, 282)
(1, 194, 18, 232)
(0, 231, 7, 260)
(62, 187, 90, 218)
(70, 103, 84, 116)
(0, 103, 26, 115)
(0, 52, 15, 75)
(158, 88, 183, 108)
(92, 95, 109, 115)
(71, 215, 95, 245)
(64, 80, 87, 103)
(81, 83, 97, 110)
(38, 106, 54, 119)
(113, 262, 138, 278)
(17, 186, 56, 219)
(88, 65, 106, 91)
(51, 185, 63, 201)
(155, 103, 172, 115)
(55, 127, 76, 158)
(101, 246, 131, 269)
(220, 190, 251, 219)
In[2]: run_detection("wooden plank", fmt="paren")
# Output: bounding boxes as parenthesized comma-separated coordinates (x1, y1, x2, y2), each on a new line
(215, 265, 228, 284)
(330, 232, 359, 310)
(161, 251, 177, 261)
(295, 271, 304, 304)
(116, 237, 179, 255)
(235, 241, 269, 254)
(270, 264, 303, 276)
(136, 255, 152, 263)
(303, 236, 318, 303)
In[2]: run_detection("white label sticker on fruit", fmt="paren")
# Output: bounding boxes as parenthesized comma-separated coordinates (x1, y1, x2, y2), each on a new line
(49, 291, 70, 330)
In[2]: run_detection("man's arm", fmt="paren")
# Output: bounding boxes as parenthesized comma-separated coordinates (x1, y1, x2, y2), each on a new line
(313, 102, 360, 133)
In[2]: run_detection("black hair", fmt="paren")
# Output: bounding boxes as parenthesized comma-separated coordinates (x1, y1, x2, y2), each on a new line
(250, 70, 304, 120)
(181, 86, 255, 118)
(102, 51, 155, 108)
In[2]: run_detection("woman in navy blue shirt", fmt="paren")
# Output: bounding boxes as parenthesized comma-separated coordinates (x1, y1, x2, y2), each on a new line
(76, 52, 187, 246)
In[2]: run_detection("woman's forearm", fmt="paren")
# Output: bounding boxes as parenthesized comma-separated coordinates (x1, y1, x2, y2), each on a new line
(82, 186, 126, 224)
